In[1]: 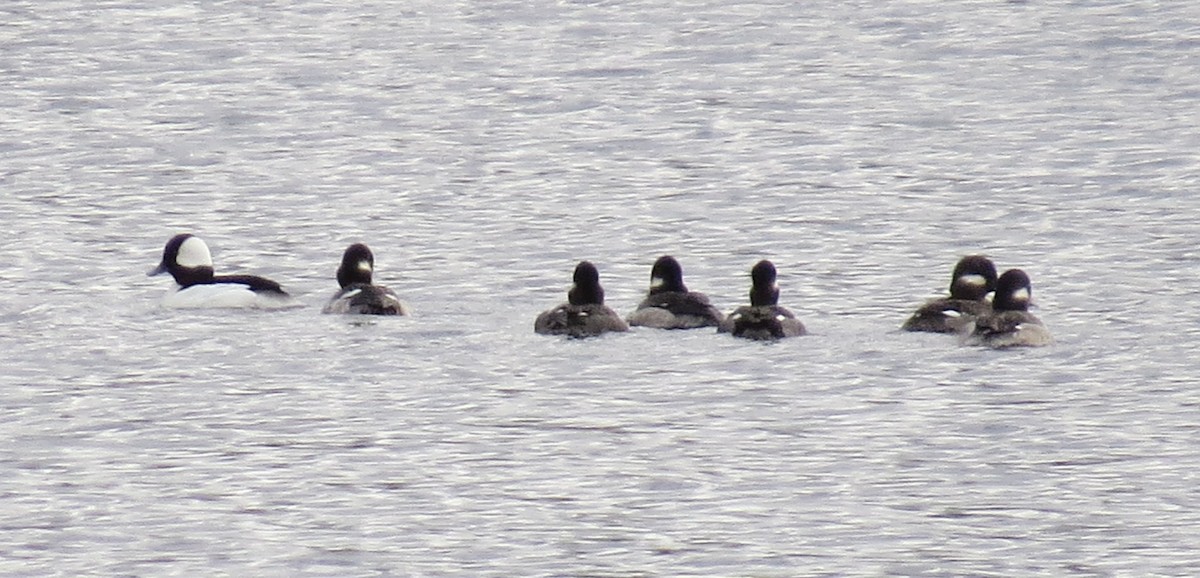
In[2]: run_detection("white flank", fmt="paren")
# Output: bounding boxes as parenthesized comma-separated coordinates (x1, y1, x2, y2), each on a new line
(176, 236, 213, 268)
(163, 284, 294, 309)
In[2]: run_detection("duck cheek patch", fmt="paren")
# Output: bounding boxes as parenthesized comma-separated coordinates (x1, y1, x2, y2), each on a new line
(176, 237, 213, 268)
(958, 274, 988, 287)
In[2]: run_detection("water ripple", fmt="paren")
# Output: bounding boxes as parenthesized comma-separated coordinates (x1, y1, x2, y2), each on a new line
(3, 0, 1200, 576)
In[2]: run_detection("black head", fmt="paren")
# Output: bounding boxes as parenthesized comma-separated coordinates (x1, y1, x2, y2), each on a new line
(148, 233, 215, 287)
(749, 260, 780, 307)
(992, 268, 1033, 312)
(948, 255, 998, 301)
(568, 261, 604, 305)
(648, 255, 687, 294)
(337, 243, 376, 288)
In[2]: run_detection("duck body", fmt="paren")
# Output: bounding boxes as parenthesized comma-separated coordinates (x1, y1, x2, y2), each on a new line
(535, 302, 629, 338)
(902, 255, 998, 333)
(718, 260, 806, 341)
(535, 261, 628, 338)
(324, 283, 408, 315)
(964, 268, 1052, 348)
(149, 233, 295, 310)
(627, 256, 723, 329)
(902, 298, 992, 333)
(719, 305, 806, 340)
(323, 243, 409, 315)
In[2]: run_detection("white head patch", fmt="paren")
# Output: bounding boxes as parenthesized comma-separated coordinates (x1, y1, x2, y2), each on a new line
(176, 236, 213, 268)
(357, 260, 372, 273)
(650, 275, 664, 289)
(958, 274, 987, 287)
(1011, 287, 1030, 302)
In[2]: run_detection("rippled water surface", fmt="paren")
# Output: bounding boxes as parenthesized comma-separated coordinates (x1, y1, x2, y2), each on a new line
(3, 0, 1200, 575)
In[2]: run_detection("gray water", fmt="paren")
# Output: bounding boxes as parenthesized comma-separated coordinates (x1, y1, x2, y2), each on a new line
(3, 0, 1200, 576)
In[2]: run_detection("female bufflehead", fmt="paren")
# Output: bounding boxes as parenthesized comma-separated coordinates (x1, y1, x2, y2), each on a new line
(627, 256, 724, 329)
(323, 243, 409, 315)
(718, 260, 807, 340)
(148, 233, 295, 309)
(535, 261, 628, 337)
(901, 255, 998, 333)
(964, 268, 1052, 348)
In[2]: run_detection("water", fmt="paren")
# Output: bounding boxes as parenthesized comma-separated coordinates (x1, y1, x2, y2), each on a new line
(3, 0, 1200, 575)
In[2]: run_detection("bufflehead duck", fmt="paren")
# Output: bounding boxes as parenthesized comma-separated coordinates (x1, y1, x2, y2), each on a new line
(901, 255, 998, 333)
(535, 261, 629, 337)
(323, 243, 409, 315)
(718, 260, 807, 340)
(964, 268, 1052, 348)
(627, 255, 724, 329)
(148, 233, 295, 309)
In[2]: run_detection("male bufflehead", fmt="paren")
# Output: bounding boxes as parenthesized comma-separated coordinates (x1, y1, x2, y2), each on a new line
(627, 255, 724, 329)
(718, 260, 807, 340)
(902, 255, 998, 333)
(323, 243, 409, 315)
(148, 233, 295, 309)
(535, 261, 628, 337)
(964, 268, 1052, 348)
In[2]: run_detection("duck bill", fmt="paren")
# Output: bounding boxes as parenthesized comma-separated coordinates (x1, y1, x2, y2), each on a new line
(147, 262, 168, 277)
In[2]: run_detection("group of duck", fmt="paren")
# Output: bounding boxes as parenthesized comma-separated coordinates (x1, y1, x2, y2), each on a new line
(533, 257, 807, 341)
(149, 233, 1051, 348)
(899, 255, 1052, 348)
(532, 253, 1050, 347)
(149, 233, 408, 314)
